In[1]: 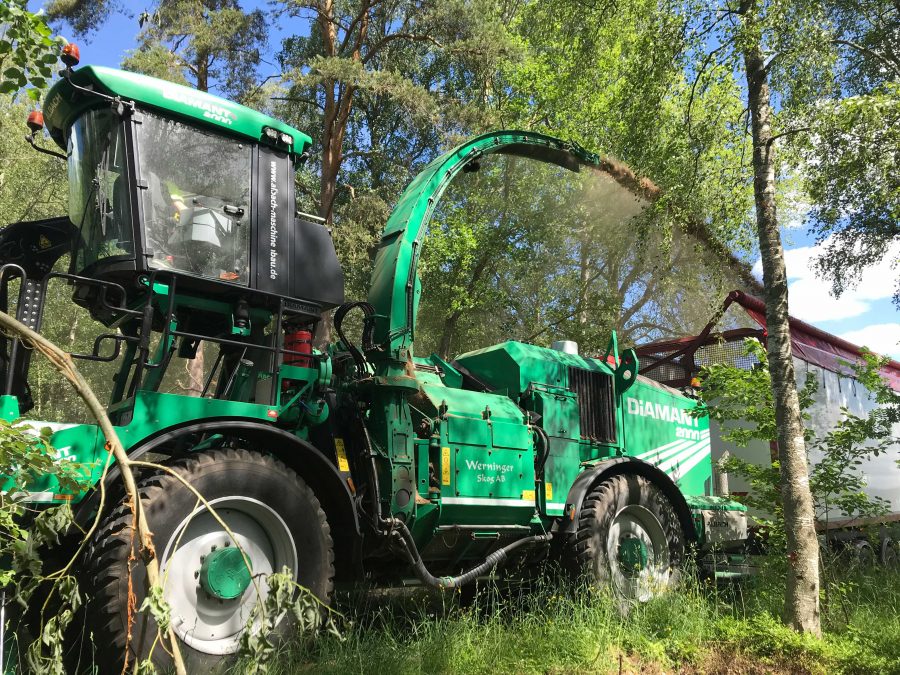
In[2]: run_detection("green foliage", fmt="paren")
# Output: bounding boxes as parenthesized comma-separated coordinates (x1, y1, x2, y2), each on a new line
(0, 420, 90, 586)
(412, 0, 759, 355)
(800, 85, 899, 303)
(25, 573, 82, 674)
(699, 339, 818, 448)
(673, 0, 898, 313)
(698, 339, 897, 530)
(44, 0, 118, 37)
(238, 566, 342, 674)
(0, 418, 92, 672)
(0, 0, 64, 98)
(791, 1, 900, 304)
(139, 584, 172, 636)
(231, 569, 900, 675)
(122, 0, 268, 98)
(0, 421, 85, 493)
(0, 94, 68, 225)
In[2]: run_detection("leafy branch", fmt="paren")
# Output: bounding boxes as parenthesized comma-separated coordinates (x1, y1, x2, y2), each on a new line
(0, 308, 188, 675)
(0, 1, 65, 99)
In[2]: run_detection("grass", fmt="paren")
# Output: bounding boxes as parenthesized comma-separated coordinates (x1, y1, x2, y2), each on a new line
(235, 561, 900, 675)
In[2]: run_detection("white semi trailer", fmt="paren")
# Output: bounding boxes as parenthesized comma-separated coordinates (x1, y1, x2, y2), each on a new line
(636, 291, 900, 565)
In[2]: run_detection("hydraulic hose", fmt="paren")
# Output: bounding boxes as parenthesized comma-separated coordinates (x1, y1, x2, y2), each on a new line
(534, 425, 551, 478)
(391, 519, 552, 590)
(333, 301, 376, 373)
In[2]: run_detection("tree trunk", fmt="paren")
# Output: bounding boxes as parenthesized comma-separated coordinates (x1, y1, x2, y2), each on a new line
(742, 8, 821, 636)
(438, 310, 462, 360)
(195, 51, 209, 92)
(578, 240, 590, 326)
(187, 348, 204, 397)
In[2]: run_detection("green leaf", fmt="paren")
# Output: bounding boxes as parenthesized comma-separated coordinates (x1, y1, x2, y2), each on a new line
(139, 584, 173, 635)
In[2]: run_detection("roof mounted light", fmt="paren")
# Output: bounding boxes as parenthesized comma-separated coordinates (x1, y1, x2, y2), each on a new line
(24, 109, 66, 161)
(26, 110, 44, 133)
(61, 43, 80, 68)
(262, 126, 295, 147)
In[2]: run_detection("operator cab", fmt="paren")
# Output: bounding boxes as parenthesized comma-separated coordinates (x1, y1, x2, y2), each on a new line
(0, 59, 345, 415)
(67, 107, 253, 288)
(42, 65, 344, 319)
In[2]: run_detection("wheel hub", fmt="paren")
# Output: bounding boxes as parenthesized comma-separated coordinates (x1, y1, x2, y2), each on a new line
(199, 546, 252, 600)
(605, 504, 671, 601)
(160, 496, 298, 655)
(617, 536, 648, 574)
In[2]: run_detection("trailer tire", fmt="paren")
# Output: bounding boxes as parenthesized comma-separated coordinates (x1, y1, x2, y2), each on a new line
(570, 474, 684, 602)
(880, 537, 898, 569)
(83, 448, 333, 674)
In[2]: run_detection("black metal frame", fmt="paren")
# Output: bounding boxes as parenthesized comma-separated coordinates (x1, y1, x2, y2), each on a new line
(0, 262, 323, 410)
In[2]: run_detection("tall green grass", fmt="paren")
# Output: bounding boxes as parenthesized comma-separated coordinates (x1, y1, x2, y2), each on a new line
(236, 562, 900, 675)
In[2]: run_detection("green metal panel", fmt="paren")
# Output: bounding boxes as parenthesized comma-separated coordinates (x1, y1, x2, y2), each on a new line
(42, 66, 311, 155)
(542, 437, 581, 515)
(686, 495, 747, 512)
(418, 383, 526, 424)
(447, 415, 490, 447)
(622, 376, 712, 497)
(454, 341, 616, 399)
(14, 391, 285, 503)
(491, 419, 532, 451)
(0, 395, 20, 420)
(409, 382, 536, 527)
(528, 387, 580, 439)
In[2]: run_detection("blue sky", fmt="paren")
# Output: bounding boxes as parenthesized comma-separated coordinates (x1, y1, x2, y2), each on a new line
(28, 0, 296, 84)
(29, 1, 900, 359)
(752, 233, 899, 359)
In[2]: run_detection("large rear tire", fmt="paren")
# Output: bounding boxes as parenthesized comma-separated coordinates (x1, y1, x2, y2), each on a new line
(569, 474, 684, 601)
(83, 448, 333, 673)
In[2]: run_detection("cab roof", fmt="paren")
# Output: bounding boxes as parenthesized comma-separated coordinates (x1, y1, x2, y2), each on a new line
(42, 66, 311, 157)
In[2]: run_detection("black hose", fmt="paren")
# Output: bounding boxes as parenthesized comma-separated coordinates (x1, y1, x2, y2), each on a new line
(333, 301, 375, 373)
(534, 425, 551, 478)
(391, 519, 552, 590)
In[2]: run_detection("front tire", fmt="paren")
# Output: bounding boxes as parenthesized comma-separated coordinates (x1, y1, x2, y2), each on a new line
(570, 474, 684, 601)
(84, 448, 333, 673)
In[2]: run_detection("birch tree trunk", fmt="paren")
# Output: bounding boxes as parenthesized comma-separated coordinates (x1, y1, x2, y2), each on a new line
(741, 2, 821, 636)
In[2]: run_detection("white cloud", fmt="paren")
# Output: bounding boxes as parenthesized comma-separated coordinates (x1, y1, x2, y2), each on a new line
(752, 238, 900, 323)
(840, 324, 900, 360)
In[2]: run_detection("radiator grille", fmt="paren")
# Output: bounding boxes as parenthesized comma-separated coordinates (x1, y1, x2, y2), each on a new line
(568, 367, 617, 443)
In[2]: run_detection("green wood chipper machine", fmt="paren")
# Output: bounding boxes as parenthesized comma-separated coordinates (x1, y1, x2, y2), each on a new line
(0, 47, 748, 673)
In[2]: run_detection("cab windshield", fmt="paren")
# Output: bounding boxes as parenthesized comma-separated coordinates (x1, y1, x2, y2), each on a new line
(68, 108, 133, 272)
(136, 111, 251, 284)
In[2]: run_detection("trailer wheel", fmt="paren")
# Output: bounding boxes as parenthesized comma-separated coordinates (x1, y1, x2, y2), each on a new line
(84, 448, 333, 673)
(880, 537, 898, 569)
(840, 539, 876, 568)
(570, 474, 684, 601)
